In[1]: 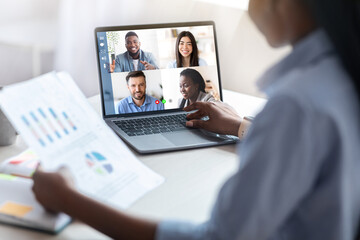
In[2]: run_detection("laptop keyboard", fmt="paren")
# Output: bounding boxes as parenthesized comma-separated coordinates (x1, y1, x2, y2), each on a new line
(113, 113, 188, 136)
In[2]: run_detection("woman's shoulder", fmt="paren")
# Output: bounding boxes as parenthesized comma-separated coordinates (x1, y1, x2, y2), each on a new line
(178, 98, 187, 108)
(198, 91, 215, 102)
(167, 60, 177, 68)
(275, 55, 354, 114)
(198, 58, 207, 66)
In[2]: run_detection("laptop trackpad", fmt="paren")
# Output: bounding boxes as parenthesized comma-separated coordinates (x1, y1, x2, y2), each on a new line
(164, 130, 217, 145)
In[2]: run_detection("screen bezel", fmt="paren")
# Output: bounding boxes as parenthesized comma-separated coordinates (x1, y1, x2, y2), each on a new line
(95, 21, 223, 119)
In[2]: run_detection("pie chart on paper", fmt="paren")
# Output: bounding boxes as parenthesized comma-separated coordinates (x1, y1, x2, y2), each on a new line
(85, 151, 113, 175)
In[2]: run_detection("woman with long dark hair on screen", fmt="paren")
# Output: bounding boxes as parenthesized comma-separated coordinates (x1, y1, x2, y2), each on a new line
(32, 0, 360, 239)
(178, 68, 215, 108)
(167, 31, 207, 68)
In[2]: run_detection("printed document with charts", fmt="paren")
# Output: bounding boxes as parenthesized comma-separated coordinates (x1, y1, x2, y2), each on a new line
(0, 72, 164, 210)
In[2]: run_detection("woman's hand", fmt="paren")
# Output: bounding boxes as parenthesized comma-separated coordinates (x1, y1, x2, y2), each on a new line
(33, 167, 158, 239)
(32, 167, 75, 213)
(184, 101, 242, 136)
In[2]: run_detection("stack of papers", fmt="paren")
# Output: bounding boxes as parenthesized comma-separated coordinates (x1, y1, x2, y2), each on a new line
(0, 72, 164, 232)
(0, 173, 71, 233)
(0, 149, 39, 178)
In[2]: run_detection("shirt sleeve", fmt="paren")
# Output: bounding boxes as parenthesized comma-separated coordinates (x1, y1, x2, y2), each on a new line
(198, 58, 207, 66)
(167, 60, 176, 69)
(117, 99, 127, 114)
(204, 93, 215, 102)
(156, 94, 323, 240)
(114, 55, 121, 72)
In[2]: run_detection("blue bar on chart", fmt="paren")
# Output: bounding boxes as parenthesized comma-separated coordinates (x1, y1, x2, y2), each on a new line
(21, 115, 45, 147)
(30, 111, 53, 143)
(49, 108, 69, 135)
(38, 108, 61, 139)
(62, 111, 77, 131)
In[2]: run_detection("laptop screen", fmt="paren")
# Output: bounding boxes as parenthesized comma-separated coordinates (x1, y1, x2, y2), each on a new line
(95, 21, 222, 117)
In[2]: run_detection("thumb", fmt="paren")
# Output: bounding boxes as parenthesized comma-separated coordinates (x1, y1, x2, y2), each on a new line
(32, 164, 43, 179)
(112, 59, 115, 65)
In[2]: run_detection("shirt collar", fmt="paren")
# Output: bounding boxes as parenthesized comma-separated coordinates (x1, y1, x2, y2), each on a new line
(126, 49, 143, 60)
(257, 29, 335, 95)
(127, 94, 150, 106)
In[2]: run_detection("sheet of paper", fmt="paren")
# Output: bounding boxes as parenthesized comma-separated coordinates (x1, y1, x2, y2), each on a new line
(0, 72, 164, 209)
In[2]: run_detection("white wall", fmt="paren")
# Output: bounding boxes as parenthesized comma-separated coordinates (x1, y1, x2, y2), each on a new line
(0, 0, 58, 22)
(0, 0, 59, 86)
(0, 0, 290, 98)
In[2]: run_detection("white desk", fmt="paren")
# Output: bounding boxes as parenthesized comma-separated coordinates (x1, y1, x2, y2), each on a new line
(0, 90, 266, 239)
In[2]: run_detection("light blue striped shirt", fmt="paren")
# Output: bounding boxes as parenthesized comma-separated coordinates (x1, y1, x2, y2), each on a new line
(116, 94, 164, 114)
(156, 29, 360, 240)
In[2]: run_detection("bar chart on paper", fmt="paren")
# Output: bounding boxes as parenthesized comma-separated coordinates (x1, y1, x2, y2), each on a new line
(0, 72, 165, 210)
(85, 151, 113, 175)
(21, 107, 78, 147)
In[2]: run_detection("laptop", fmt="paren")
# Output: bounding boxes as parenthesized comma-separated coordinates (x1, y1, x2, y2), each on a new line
(95, 21, 237, 154)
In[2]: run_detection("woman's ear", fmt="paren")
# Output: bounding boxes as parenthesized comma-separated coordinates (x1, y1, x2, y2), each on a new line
(195, 83, 199, 91)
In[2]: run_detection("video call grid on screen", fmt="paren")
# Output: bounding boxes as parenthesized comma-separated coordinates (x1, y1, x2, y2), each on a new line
(95, 22, 222, 117)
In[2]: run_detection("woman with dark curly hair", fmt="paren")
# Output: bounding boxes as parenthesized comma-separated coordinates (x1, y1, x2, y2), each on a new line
(178, 68, 215, 108)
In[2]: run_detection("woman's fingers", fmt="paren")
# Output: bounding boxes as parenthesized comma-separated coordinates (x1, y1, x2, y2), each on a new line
(186, 119, 210, 130)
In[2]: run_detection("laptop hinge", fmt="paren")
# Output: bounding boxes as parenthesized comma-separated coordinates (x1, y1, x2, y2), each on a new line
(106, 117, 125, 121)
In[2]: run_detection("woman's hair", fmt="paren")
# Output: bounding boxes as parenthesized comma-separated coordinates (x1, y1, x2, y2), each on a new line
(175, 31, 199, 67)
(308, 2, 360, 237)
(180, 68, 206, 93)
(307, 0, 360, 104)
